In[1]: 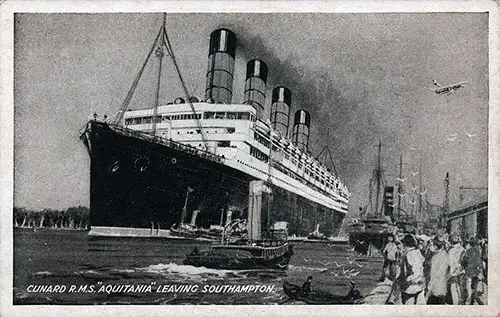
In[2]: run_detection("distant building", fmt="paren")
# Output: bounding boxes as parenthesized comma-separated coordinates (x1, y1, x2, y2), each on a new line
(447, 196, 487, 240)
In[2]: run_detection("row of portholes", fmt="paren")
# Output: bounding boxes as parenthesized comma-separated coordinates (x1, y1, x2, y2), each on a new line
(237, 159, 267, 175)
(236, 159, 340, 200)
(108, 156, 177, 173)
(177, 129, 219, 135)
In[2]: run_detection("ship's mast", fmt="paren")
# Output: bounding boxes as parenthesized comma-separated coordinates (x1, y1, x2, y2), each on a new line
(374, 141, 383, 215)
(151, 14, 167, 137)
(397, 154, 403, 222)
(418, 158, 423, 219)
(441, 172, 450, 228)
(112, 14, 211, 151)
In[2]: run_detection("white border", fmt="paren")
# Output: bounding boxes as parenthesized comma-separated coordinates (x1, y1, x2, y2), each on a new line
(1, 1, 499, 316)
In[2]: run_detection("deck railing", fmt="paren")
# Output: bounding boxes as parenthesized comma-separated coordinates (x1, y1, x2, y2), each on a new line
(84, 120, 224, 164)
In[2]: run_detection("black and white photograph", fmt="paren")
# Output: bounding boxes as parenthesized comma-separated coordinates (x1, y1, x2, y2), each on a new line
(1, 1, 499, 316)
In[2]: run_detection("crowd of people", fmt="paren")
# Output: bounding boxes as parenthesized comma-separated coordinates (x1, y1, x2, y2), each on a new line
(380, 231, 487, 305)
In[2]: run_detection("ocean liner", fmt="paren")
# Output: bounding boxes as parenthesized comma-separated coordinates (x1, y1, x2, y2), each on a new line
(80, 17, 350, 238)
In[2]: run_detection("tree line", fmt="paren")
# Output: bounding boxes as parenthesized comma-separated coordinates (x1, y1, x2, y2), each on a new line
(13, 206, 90, 230)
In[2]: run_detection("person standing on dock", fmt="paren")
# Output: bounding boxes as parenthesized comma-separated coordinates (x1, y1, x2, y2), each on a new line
(379, 234, 398, 282)
(423, 237, 436, 293)
(480, 238, 488, 285)
(426, 237, 449, 304)
(398, 234, 425, 304)
(448, 232, 465, 305)
(463, 237, 484, 305)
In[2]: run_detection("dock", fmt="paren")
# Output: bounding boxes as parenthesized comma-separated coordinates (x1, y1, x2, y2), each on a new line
(361, 278, 488, 305)
(360, 279, 393, 304)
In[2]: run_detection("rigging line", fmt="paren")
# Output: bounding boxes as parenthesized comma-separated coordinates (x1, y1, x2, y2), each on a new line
(326, 147, 338, 177)
(163, 30, 210, 152)
(113, 26, 164, 125)
(315, 145, 338, 177)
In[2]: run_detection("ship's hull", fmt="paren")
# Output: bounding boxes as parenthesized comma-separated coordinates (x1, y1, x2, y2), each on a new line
(80, 121, 346, 237)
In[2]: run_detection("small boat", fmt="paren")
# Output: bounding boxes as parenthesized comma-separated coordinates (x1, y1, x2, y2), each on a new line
(184, 239, 293, 270)
(170, 222, 213, 240)
(170, 190, 246, 241)
(183, 180, 294, 270)
(170, 188, 207, 240)
(282, 281, 363, 305)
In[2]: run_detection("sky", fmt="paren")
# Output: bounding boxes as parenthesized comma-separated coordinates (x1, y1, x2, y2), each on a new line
(13, 12, 489, 216)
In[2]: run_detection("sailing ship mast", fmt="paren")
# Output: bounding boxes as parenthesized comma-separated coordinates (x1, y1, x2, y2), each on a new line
(369, 140, 385, 216)
(396, 154, 403, 221)
(417, 158, 423, 219)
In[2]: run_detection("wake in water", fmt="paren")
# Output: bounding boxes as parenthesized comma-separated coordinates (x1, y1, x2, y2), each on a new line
(288, 264, 329, 272)
(136, 262, 287, 282)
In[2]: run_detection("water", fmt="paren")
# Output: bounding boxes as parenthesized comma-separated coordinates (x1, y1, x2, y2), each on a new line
(14, 228, 382, 305)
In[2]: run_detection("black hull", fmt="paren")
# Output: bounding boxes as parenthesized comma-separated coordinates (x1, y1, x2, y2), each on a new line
(80, 121, 346, 236)
(183, 243, 293, 270)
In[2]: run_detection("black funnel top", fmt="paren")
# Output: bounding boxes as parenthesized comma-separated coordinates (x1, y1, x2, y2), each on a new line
(272, 86, 292, 105)
(246, 59, 268, 83)
(208, 28, 237, 58)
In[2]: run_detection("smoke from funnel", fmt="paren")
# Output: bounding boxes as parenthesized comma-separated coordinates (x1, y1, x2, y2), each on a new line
(229, 25, 389, 214)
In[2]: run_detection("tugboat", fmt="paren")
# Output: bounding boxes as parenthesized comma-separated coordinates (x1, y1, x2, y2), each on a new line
(170, 188, 246, 241)
(169, 187, 209, 239)
(183, 180, 294, 270)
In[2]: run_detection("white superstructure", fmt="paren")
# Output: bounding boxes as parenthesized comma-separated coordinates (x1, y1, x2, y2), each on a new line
(123, 102, 350, 213)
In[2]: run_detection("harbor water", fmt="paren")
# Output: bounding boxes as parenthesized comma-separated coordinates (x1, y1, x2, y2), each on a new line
(14, 228, 382, 305)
